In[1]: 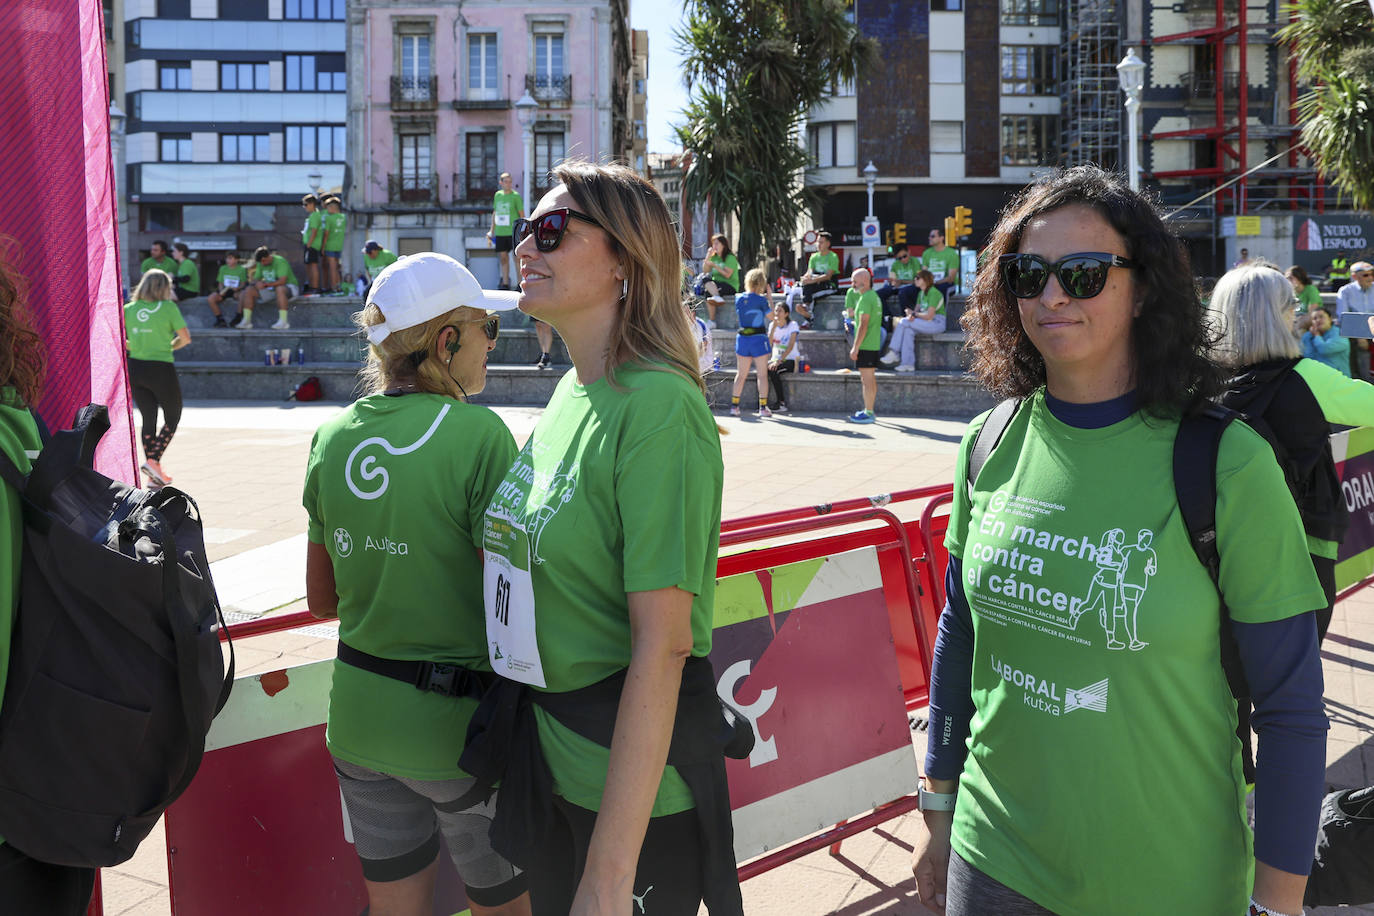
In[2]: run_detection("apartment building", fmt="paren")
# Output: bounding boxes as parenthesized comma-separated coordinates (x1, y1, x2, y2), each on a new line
(346, 0, 633, 288)
(630, 29, 648, 176)
(121, 0, 346, 286)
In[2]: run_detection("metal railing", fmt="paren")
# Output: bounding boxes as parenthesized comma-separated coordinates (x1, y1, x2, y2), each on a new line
(386, 171, 439, 205)
(525, 72, 572, 105)
(459, 170, 501, 203)
(389, 75, 437, 110)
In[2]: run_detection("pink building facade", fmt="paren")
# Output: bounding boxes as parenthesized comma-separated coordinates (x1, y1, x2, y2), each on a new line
(346, 0, 632, 286)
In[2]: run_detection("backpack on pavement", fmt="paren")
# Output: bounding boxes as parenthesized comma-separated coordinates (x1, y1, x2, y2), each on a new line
(0, 404, 233, 867)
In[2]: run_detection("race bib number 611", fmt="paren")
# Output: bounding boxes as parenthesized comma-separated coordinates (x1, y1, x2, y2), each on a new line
(482, 508, 546, 687)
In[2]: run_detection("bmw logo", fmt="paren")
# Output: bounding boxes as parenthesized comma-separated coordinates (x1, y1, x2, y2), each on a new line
(334, 527, 353, 558)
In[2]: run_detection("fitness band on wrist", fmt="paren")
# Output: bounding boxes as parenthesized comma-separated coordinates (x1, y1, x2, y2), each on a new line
(1249, 898, 1300, 916)
(918, 784, 957, 812)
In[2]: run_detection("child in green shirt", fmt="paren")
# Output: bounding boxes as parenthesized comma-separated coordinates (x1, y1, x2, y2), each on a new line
(322, 196, 346, 295)
(301, 193, 324, 294)
(171, 243, 200, 302)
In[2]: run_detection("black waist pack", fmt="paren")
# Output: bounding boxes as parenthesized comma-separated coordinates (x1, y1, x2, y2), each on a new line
(1306, 786, 1374, 907)
(0, 404, 233, 867)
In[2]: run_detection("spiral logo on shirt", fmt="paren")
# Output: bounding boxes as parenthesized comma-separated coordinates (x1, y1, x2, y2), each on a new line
(344, 404, 451, 500)
(333, 527, 353, 557)
(136, 302, 163, 323)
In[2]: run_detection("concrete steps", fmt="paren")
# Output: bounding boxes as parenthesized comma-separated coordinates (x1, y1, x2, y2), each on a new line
(170, 293, 992, 415)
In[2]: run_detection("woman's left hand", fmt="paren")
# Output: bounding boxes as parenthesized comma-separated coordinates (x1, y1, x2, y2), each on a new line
(569, 877, 631, 916)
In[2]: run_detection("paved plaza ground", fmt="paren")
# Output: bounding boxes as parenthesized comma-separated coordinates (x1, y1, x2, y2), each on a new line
(92, 398, 1374, 915)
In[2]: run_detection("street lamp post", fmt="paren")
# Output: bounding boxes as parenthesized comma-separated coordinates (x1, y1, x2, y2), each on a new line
(110, 103, 128, 284)
(1117, 48, 1146, 192)
(307, 169, 322, 194)
(863, 160, 878, 275)
(514, 91, 538, 284)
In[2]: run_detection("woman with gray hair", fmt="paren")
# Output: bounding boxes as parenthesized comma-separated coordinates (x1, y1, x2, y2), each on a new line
(1208, 260, 1374, 640)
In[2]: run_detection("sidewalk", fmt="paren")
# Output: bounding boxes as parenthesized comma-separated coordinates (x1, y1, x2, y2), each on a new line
(96, 399, 1373, 915)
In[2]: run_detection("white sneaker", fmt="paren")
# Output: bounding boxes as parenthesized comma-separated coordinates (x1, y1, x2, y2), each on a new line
(879, 350, 899, 366)
(896, 364, 916, 373)
(271, 318, 290, 330)
(234, 316, 252, 329)
(704, 319, 716, 330)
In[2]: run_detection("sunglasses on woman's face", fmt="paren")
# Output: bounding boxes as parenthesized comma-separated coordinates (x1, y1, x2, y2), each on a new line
(512, 208, 603, 253)
(458, 315, 500, 341)
(998, 251, 1136, 300)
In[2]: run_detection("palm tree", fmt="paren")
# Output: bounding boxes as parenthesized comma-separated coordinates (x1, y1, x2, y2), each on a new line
(1278, 0, 1374, 208)
(675, 0, 877, 269)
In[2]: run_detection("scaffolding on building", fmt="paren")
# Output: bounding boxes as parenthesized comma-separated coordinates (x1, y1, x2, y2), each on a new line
(1059, 0, 1122, 171)
(1146, 0, 1329, 217)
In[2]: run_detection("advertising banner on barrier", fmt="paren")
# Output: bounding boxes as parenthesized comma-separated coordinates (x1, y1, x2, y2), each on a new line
(1332, 427, 1374, 591)
(164, 547, 919, 913)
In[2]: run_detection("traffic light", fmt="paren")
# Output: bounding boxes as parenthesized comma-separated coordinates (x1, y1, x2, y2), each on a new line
(893, 222, 907, 245)
(953, 206, 972, 240)
(944, 216, 956, 248)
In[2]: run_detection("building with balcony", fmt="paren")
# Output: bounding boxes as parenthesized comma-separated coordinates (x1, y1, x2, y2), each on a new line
(120, 0, 346, 287)
(629, 29, 648, 176)
(346, 0, 632, 288)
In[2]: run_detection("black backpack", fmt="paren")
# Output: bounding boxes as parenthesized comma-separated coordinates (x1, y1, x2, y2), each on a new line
(0, 404, 233, 867)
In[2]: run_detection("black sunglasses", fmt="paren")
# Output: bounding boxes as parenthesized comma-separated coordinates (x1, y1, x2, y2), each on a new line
(454, 315, 500, 341)
(999, 251, 1136, 300)
(513, 208, 603, 252)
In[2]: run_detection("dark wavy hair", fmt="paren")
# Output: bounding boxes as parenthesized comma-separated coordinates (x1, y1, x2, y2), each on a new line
(962, 165, 1219, 417)
(0, 243, 45, 407)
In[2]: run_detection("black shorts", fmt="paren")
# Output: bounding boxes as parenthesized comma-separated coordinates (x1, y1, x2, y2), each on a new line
(855, 349, 882, 368)
(492, 234, 514, 252)
(303, 247, 321, 265)
(174, 285, 196, 301)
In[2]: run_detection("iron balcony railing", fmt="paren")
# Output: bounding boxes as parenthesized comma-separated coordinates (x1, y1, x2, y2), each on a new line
(387, 171, 439, 205)
(525, 73, 572, 105)
(390, 75, 438, 110)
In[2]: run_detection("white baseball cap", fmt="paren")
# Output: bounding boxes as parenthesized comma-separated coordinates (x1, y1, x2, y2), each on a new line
(365, 252, 520, 344)
(1351, 261, 1373, 274)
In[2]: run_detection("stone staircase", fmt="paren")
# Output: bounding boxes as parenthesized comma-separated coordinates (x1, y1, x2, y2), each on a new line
(173, 292, 995, 416)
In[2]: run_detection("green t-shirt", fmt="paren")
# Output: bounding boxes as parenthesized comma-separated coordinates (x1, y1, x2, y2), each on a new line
(708, 253, 740, 290)
(491, 189, 523, 237)
(364, 249, 399, 277)
(140, 255, 176, 277)
(124, 299, 187, 363)
(918, 286, 945, 316)
(808, 250, 839, 279)
(846, 288, 882, 350)
(944, 393, 1324, 915)
(1294, 357, 1374, 558)
(890, 257, 919, 283)
(922, 245, 960, 283)
(481, 363, 723, 815)
(215, 264, 249, 292)
(302, 209, 324, 250)
(303, 393, 518, 779)
(251, 254, 298, 286)
(1295, 284, 1322, 312)
(0, 392, 40, 849)
(323, 212, 346, 253)
(174, 258, 199, 294)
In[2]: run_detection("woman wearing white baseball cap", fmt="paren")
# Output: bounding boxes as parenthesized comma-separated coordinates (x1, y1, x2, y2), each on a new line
(303, 252, 532, 916)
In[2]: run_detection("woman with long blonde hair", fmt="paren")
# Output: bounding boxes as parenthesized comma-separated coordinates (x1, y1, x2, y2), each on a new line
(303, 253, 532, 916)
(124, 268, 190, 486)
(462, 161, 739, 915)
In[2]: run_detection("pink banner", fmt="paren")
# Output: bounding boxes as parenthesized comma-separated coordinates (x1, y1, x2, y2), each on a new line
(0, 0, 135, 482)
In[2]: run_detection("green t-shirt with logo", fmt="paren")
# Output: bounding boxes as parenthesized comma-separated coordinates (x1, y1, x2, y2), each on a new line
(124, 299, 187, 363)
(0, 392, 40, 849)
(250, 254, 298, 286)
(481, 363, 723, 815)
(491, 189, 523, 238)
(846, 288, 882, 351)
(364, 249, 399, 277)
(303, 393, 518, 779)
(174, 258, 199, 294)
(708, 253, 740, 290)
(890, 258, 919, 283)
(922, 245, 960, 282)
(1294, 357, 1374, 559)
(1295, 284, 1322, 312)
(215, 264, 249, 292)
(944, 392, 1324, 916)
(808, 250, 839, 279)
(140, 255, 176, 277)
(302, 209, 324, 250)
(323, 212, 346, 253)
(918, 286, 945, 316)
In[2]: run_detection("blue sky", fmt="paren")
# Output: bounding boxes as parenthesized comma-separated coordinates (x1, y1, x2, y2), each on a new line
(634, 1, 688, 154)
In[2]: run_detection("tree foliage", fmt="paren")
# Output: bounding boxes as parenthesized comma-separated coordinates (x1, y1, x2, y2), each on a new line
(674, 0, 878, 268)
(1278, 0, 1374, 208)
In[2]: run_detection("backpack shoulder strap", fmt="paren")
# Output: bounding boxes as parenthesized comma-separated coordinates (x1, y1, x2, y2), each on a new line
(966, 397, 1024, 503)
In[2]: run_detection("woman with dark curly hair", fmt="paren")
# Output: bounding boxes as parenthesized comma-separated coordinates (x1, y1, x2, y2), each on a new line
(0, 258, 95, 913)
(912, 166, 1327, 916)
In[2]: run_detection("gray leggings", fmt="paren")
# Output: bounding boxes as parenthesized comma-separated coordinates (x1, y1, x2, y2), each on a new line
(947, 849, 1057, 916)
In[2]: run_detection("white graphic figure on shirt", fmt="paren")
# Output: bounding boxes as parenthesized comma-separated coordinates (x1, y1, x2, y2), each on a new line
(345, 404, 451, 500)
(528, 463, 578, 565)
(1071, 528, 1126, 637)
(632, 885, 653, 913)
(1112, 529, 1157, 651)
